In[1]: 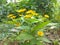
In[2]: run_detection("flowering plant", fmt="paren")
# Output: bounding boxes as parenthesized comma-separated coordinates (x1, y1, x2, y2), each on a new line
(0, 8, 51, 45)
(0, 0, 59, 45)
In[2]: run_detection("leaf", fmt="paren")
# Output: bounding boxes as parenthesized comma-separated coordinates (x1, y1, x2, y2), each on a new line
(51, 0, 57, 4)
(16, 32, 34, 41)
(31, 21, 50, 32)
(37, 41, 43, 45)
(30, 39, 43, 45)
(42, 38, 51, 43)
(36, 37, 51, 43)
(25, 18, 39, 24)
(53, 40, 59, 45)
(16, 26, 30, 30)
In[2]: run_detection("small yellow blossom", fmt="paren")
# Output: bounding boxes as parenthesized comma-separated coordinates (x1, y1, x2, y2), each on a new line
(24, 15, 32, 18)
(15, 23, 21, 27)
(7, 14, 14, 18)
(26, 10, 38, 16)
(16, 9, 26, 13)
(26, 10, 35, 14)
(7, 14, 16, 19)
(11, 16, 16, 19)
(37, 31, 44, 36)
(44, 15, 49, 18)
(32, 13, 38, 16)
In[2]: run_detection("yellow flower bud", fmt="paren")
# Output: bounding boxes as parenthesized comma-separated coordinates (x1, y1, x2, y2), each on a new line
(44, 15, 49, 18)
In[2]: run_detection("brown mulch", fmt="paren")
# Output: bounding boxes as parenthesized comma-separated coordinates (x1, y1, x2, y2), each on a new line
(45, 28, 60, 45)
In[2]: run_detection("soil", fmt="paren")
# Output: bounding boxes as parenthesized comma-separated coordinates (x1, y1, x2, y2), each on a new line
(45, 28, 60, 45)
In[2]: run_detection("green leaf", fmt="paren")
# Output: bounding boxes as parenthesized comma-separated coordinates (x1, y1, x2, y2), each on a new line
(25, 18, 39, 24)
(16, 32, 34, 41)
(51, 0, 57, 4)
(30, 39, 43, 45)
(31, 21, 50, 32)
(16, 26, 30, 30)
(36, 37, 51, 43)
(37, 41, 43, 45)
(42, 38, 51, 43)
(53, 40, 59, 45)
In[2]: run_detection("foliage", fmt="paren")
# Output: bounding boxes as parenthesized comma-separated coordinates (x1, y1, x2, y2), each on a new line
(53, 2, 60, 23)
(0, 0, 59, 45)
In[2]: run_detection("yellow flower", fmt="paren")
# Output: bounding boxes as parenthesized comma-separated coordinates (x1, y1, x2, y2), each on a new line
(7, 14, 14, 18)
(44, 15, 49, 18)
(26, 10, 38, 16)
(32, 13, 38, 16)
(37, 31, 44, 36)
(24, 15, 32, 18)
(7, 14, 16, 19)
(15, 23, 21, 27)
(26, 10, 35, 14)
(11, 16, 16, 19)
(16, 9, 26, 13)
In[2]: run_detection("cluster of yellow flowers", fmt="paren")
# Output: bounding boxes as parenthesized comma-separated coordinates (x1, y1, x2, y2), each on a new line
(24, 10, 38, 18)
(7, 8, 49, 19)
(7, 14, 16, 19)
(37, 31, 44, 36)
(16, 9, 38, 18)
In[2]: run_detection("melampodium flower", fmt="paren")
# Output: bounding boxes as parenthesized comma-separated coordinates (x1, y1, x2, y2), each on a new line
(7, 14, 16, 19)
(11, 16, 16, 19)
(32, 13, 38, 16)
(44, 15, 49, 18)
(26, 10, 35, 14)
(7, 14, 14, 18)
(37, 31, 44, 36)
(26, 10, 38, 16)
(24, 15, 32, 18)
(16, 9, 26, 13)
